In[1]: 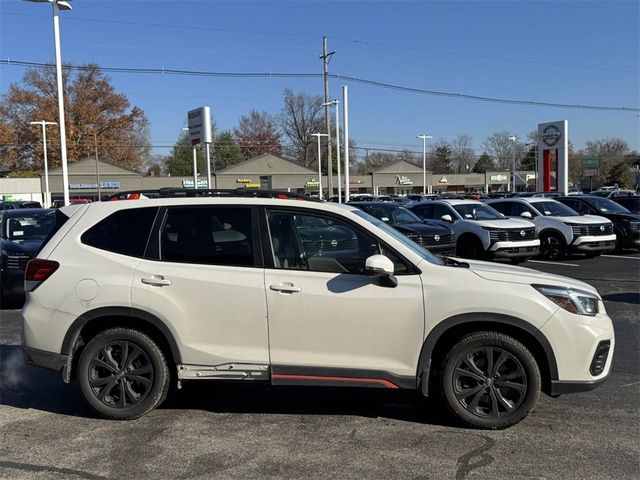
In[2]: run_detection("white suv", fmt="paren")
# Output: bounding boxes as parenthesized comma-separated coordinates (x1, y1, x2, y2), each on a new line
(486, 198, 616, 259)
(22, 195, 614, 429)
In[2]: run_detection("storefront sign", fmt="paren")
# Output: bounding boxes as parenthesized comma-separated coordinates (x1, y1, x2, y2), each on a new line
(490, 174, 507, 182)
(349, 179, 364, 185)
(182, 179, 209, 188)
(236, 178, 253, 184)
(69, 181, 120, 190)
(438, 176, 448, 184)
(396, 175, 413, 186)
(305, 180, 320, 188)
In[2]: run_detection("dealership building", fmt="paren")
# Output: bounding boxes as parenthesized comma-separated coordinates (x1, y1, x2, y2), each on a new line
(1, 153, 521, 203)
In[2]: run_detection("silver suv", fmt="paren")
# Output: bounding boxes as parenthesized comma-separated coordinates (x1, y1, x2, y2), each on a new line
(409, 200, 539, 263)
(22, 193, 614, 428)
(486, 198, 616, 259)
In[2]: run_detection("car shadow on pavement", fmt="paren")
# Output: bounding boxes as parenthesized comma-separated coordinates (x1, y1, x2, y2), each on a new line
(602, 292, 640, 305)
(0, 344, 453, 426)
(0, 345, 91, 416)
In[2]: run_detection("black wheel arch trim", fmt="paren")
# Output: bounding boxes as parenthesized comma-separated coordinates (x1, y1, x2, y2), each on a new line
(416, 313, 559, 395)
(61, 307, 182, 377)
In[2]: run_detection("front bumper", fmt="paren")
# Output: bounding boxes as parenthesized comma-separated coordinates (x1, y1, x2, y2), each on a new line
(622, 231, 640, 249)
(426, 242, 456, 256)
(570, 234, 616, 252)
(489, 239, 540, 258)
(550, 376, 609, 395)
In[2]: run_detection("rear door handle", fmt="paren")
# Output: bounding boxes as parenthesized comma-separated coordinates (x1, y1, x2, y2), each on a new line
(269, 283, 301, 294)
(141, 276, 172, 287)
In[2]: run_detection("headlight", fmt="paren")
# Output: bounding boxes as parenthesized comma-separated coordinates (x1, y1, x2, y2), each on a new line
(533, 284, 599, 316)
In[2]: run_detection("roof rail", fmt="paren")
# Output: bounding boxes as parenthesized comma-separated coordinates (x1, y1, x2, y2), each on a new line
(107, 188, 317, 202)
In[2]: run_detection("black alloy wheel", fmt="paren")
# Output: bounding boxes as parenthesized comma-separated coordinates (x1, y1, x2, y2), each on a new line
(441, 331, 541, 429)
(78, 328, 169, 420)
(540, 232, 565, 260)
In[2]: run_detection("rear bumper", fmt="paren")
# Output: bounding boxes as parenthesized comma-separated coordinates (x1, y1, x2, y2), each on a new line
(23, 346, 68, 372)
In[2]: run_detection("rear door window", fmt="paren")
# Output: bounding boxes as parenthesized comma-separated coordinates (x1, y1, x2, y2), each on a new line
(160, 206, 255, 267)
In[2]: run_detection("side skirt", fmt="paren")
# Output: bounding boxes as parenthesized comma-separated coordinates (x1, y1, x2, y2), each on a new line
(270, 365, 417, 390)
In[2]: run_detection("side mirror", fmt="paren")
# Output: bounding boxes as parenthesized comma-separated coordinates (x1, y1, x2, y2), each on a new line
(441, 214, 453, 223)
(520, 211, 532, 219)
(365, 254, 397, 288)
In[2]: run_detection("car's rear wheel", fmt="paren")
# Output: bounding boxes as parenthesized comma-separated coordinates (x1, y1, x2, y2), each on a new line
(540, 232, 566, 260)
(77, 327, 169, 420)
(440, 331, 541, 429)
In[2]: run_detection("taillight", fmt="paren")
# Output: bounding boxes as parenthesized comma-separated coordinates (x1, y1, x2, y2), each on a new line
(25, 259, 59, 292)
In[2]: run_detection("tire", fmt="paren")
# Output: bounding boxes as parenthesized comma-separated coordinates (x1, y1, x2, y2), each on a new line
(77, 327, 170, 420)
(539, 232, 566, 260)
(457, 236, 486, 260)
(509, 257, 528, 265)
(614, 229, 625, 253)
(439, 331, 541, 429)
(585, 252, 602, 258)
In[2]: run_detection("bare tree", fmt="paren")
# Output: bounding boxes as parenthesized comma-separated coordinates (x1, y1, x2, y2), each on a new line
(482, 131, 514, 170)
(395, 148, 418, 164)
(450, 134, 475, 173)
(234, 110, 282, 160)
(354, 151, 395, 174)
(279, 89, 324, 167)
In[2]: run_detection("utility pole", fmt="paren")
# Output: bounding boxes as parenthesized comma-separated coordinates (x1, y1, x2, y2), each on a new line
(320, 37, 335, 197)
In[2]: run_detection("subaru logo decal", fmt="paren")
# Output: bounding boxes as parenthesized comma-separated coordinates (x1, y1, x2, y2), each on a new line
(520, 230, 526, 237)
(600, 225, 605, 231)
(434, 235, 440, 242)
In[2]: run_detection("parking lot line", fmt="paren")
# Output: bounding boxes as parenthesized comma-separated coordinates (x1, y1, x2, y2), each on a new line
(527, 260, 579, 267)
(601, 255, 640, 260)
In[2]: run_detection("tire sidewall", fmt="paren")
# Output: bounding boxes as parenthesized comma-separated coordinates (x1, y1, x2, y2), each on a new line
(77, 328, 169, 420)
(541, 232, 565, 260)
(442, 333, 541, 429)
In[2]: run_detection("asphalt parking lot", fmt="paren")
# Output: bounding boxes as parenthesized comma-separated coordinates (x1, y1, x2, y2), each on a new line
(1, 252, 639, 480)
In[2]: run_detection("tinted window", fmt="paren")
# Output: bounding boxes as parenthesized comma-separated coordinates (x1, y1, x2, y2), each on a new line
(452, 203, 503, 220)
(587, 197, 631, 214)
(160, 206, 254, 267)
(82, 207, 158, 257)
(4, 211, 56, 241)
(490, 202, 511, 216)
(561, 199, 591, 215)
(532, 201, 578, 216)
(411, 204, 434, 219)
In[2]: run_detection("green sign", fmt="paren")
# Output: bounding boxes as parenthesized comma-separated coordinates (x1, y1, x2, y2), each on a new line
(581, 157, 598, 169)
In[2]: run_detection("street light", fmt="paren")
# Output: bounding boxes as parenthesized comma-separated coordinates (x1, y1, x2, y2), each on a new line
(417, 135, 432, 195)
(323, 100, 341, 203)
(85, 126, 102, 201)
(24, 0, 72, 206)
(508, 135, 518, 193)
(311, 133, 328, 200)
(29, 120, 57, 208)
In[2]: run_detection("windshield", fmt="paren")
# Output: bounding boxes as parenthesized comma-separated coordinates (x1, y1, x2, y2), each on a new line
(3, 211, 56, 241)
(587, 197, 631, 214)
(532, 201, 578, 217)
(352, 210, 442, 265)
(452, 203, 504, 220)
(360, 204, 422, 224)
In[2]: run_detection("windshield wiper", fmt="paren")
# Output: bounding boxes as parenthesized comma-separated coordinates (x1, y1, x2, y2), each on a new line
(442, 256, 470, 268)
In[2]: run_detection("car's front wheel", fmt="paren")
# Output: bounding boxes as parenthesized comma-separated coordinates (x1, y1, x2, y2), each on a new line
(77, 327, 170, 420)
(440, 331, 541, 429)
(540, 232, 566, 260)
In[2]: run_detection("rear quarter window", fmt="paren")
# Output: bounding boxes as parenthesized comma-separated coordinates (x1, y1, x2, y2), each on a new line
(81, 207, 158, 257)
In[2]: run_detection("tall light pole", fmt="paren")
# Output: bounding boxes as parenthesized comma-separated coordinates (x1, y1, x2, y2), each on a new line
(323, 100, 341, 202)
(29, 120, 57, 208)
(311, 133, 328, 200)
(342, 86, 350, 202)
(417, 135, 432, 195)
(25, 0, 73, 205)
(508, 135, 518, 193)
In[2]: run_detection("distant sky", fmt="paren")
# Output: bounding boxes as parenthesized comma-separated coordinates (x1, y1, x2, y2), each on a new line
(1, 0, 639, 157)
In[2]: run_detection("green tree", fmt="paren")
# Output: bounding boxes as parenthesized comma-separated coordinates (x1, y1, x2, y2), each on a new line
(429, 144, 452, 173)
(165, 131, 206, 176)
(213, 131, 243, 170)
(472, 153, 495, 173)
(606, 161, 634, 188)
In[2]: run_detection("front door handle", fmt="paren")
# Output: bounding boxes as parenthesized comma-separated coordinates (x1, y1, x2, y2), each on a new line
(269, 283, 301, 294)
(141, 275, 172, 287)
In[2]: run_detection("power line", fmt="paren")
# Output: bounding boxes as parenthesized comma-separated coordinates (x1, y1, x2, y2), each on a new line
(2, 59, 638, 112)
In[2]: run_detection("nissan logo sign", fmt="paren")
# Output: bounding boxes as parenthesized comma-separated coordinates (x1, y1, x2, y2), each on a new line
(542, 125, 562, 147)
(434, 235, 440, 242)
(600, 225, 605, 231)
(331, 239, 338, 247)
(520, 230, 526, 237)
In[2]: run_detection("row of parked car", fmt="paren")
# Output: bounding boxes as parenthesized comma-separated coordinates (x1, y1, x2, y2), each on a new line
(345, 194, 639, 263)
